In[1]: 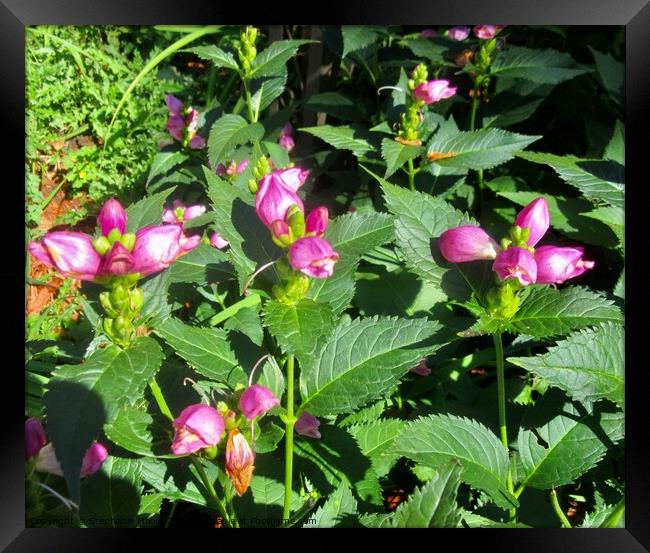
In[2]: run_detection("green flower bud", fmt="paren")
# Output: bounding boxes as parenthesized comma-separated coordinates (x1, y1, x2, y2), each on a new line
(129, 288, 144, 312)
(93, 236, 112, 256)
(118, 232, 136, 252)
(203, 445, 218, 460)
(286, 204, 305, 238)
(99, 291, 119, 318)
(107, 228, 122, 244)
(110, 285, 129, 309)
(248, 178, 259, 194)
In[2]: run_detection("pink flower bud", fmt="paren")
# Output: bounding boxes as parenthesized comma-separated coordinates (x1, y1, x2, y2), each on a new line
(236, 160, 250, 174)
(166, 114, 185, 141)
(271, 220, 292, 243)
(80, 442, 109, 477)
(29, 232, 102, 281)
(216, 163, 228, 176)
(295, 412, 321, 439)
(305, 206, 329, 237)
(448, 26, 470, 40)
(534, 245, 595, 284)
(25, 417, 47, 460)
(171, 404, 225, 455)
(210, 232, 229, 249)
(438, 226, 499, 262)
(165, 95, 183, 116)
(239, 385, 280, 420)
(288, 236, 340, 279)
(131, 224, 190, 277)
(413, 80, 457, 104)
(100, 242, 135, 276)
(279, 122, 295, 152)
(493, 247, 537, 286)
(225, 429, 255, 496)
(473, 25, 505, 39)
(515, 197, 550, 247)
(420, 29, 437, 38)
(409, 359, 431, 376)
(163, 200, 206, 224)
(97, 198, 128, 236)
(255, 172, 304, 228)
(189, 134, 206, 150)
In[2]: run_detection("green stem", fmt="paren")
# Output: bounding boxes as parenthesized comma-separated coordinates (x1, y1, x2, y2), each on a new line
(469, 90, 479, 132)
(493, 332, 515, 521)
(209, 293, 261, 326)
(407, 158, 416, 191)
(149, 378, 174, 422)
(40, 176, 68, 212)
(191, 458, 232, 528)
(550, 488, 572, 528)
(243, 79, 257, 123)
(278, 495, 319, 528)
(282, 355, 296, 523)
(602, 499, 625, 528)
(206, 65, 218, 104)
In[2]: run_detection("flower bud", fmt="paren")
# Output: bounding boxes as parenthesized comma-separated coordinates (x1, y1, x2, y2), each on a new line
(305, 207, 329, 237)
(288, 236, 340, 279)
(225, 429, 255, 496)
(118, 232, 137, 252)
(99, 291, 119, 318)
(25, 417, 47, 460)
(128, 287, 145, 312)
(409, 359, 431, 376)
(239, 384, 280, 420)
(492, 247, 537, 286)
(210, 232, 229, 250)
(171, 404, 226, 455)
(286, 204, 306, 238)
(412, 80, 457, 104)
(448, 26, 470, 41)
(93, 236, 112, 256)
(420, 29, 437, 38)
(97, 199, 128, 237)
(438, 225, 499, 262)
(279, 122, 295, 152)
(533, 245, 595, 284)
(473, 25, 505, 39)
(295, 412, 321, 439)
(236, 160, 250, 174)
(271, 220, 294, 247)
(514, 197, 550, 247)
(81, 442, 109, 477)
(248, 178, 259, 194)
(255, 172, 304, 229)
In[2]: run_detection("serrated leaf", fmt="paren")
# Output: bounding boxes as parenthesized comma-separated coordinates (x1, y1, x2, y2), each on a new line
(154, 317, 246, 386)
(138, 493, 164, 517)
(306, 484, 358, 528)
(348, 419, 406, 477)
(590, 47, 623, 108)
(167, 242, 232, 285)
(250, 73, 288, 113)
(80, 457, 143, 528)
(186, 45, 239, 70)
(401, 37, 446, 64)
(125, 189, 173, 232)
(140, 270, 172, 323)
(306, 211, 394, 314)
(146, 151, 189, 185)
(224, 306, 264, 346)
(483, 81, 553, 128)
(517, 391, 625, 490)
(207, 114, 264, 168)
(381, 138, 424, 178)
(391, 414, 517, 510)
(299, 316, 443, 416)
(426, 128, 540, 171)
(44, 337, 164, 502)
(517, 151, 624, 208)
(305, 92, 367, 122)
(508, 322, 624, 409)
(492, 46, 588, 84)
(504, 286, 623, 338)
(341, 26, 380, 58)
(603, 120, 624, 165)
(250, 39, 314, 78)
(263, 299, 335, 369)
(300, 125, 376, 159)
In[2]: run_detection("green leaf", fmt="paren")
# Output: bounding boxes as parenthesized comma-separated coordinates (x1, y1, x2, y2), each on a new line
(146, 151, 189, 186)
(491, 46, 588, 84)
(517, 151, 624, 208)
(263, 299, 335, 369)
(589, 47, 623, 108)
(104, 405, 177, 458)
(167, 242, 233, 285)
(250, 73, 288, 113)
(483, 81, 553, 128)
(300, 124, 376, 159)
(299, 316, 443, 416)
(262, 139, 290, 168)
(517, 391, 625, 490)
(504, 286, 623, 338)
(140, 270, 172, 323)
(186, 45, 239, 71)
(401, 37, 446, 64)
(125, 189, 173, 232)
(348, 419, 406, 477)
(80, 457, 143, 528)
(44, 337, 164, 502)
(341, 26, 381, 58)
(138, 493, 164, 518)
(306, 211, 394, 314)
(381, 138, 424, 178)
(305, 92, 367, 122)
(391, 414, 517, 510)
(224, 306, 264, 346)
(508, 322, 624, 410)
(154, 317, 246, 386)
(257, 357, 285, 399)
(362, 462, 464, 528)
(306, 484, 358, 528)
(207, 114, 264, 168)
(603, 120, 625, 165)
(250, 39, 314, 78)
(426, 128, 540, 171)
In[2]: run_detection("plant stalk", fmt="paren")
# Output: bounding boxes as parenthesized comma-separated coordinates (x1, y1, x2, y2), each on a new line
(550, 488, 572, 528)
(407, 158, 416, 191)
(282, 355, 296, 522)
(192, 458, 233, 528)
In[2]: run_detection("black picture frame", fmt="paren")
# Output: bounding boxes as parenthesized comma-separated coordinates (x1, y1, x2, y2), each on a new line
(6, 0, 648, 549)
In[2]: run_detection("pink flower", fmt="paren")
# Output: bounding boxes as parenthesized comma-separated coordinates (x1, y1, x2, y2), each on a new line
(164, 95, 205, 150)
(29, 232, 102, 281)
(279, 122, 295, 152)
(216, 160, 249, 177)
(34, 441, 108, 478)
(514, 197, 550, 247)
(420, 29, 437, 38)
(255, 171, 304, 228)
(130, 225, 196, 277)
(413, 80, 457, 104)
(171, 404, 225, 455)
(493, 247, 537, 286)
(162, 199, 206, 224)
(448, 26, 470, 41)
(295, 412, 321, 439)
(305, 206, 329, 237)
(100, 242, 135, 276)
(409, 359, 431, 376)
(288, 236, 339, 279)
(210, 232, 229, 250)
(473, 25, 505, 39)
(239, 385, 280, 420)
(225, 429, 255, 496)
(275, 167, 310, 192)
(439, 226, 499, 262)
(97, 198, 127, 236)
(25, 417, 47, 460)
(237, 160, 250, 174)
(534, 246, 595, 284)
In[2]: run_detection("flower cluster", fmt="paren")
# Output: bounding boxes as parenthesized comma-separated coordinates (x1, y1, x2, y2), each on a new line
(439, 197, 594, 287)
(165, 95, 205, 150)
(216, 160, 249, 178)
(26, 417, 108, 478)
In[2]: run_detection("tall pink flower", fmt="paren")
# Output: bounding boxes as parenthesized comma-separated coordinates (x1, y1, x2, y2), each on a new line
(288, 236, 339, 279)
(255, 171, 305, 228)
(210, 232, 229, 250)
(29, 232, 102, 281)
(473, 25, 505, 39)
(438, 226, 499, 262)
(413, 80, 457, 104)
(171, 404, 225, 455)
(239, 385, 280, 420)
(131, 225, 197, 277)
(165, 95, 205, 150)
(534, 246, 595, 284)
(493, 247, 537, 286)
(33, 440, 108, 478)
